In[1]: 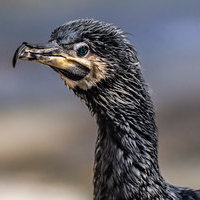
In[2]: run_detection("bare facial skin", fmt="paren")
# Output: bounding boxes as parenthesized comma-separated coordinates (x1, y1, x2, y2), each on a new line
(13, 41, 108, 90)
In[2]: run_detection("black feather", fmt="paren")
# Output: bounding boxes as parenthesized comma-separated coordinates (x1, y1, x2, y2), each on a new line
(25, 19, 200, 200)
(50, 19, 200, 200)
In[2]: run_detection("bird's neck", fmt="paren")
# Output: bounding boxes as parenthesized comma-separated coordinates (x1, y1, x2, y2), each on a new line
(92, 68, 173, 200)
(94, 116, 171, 200)
(75, 66, 174, 199)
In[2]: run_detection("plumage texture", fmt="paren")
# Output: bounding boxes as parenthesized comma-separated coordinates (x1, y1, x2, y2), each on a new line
(15, 19, 200, 200)
(58, 19, 200, 200)
(52, 19, 200, 200)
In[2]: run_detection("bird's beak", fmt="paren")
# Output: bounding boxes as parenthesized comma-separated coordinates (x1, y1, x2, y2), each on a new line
(12, 41, 74, 70)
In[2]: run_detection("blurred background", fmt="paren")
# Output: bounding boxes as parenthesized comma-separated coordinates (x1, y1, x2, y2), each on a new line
(0, 0, 200, 199)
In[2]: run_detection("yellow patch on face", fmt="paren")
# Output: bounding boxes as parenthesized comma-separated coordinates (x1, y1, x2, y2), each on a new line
(16, 43, 108, 90)
(38, 55, 75, 69)
(59, 54, 108, 90)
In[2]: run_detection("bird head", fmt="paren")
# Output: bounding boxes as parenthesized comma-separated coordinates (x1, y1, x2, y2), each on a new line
(13, 19, 139, 92)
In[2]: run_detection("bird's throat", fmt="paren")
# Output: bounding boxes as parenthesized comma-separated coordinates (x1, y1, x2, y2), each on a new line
(91, 72, 171, 200)
(75, 67, 173, 199)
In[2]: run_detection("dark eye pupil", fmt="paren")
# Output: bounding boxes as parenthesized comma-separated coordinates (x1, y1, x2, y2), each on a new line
(77, 46, 88, 57)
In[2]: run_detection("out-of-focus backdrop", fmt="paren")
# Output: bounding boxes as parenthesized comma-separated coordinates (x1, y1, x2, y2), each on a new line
(0, 0, 200, 199)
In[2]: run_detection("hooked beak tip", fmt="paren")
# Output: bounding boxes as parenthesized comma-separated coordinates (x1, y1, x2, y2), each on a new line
(12, 41, 62, 68)
(12, 42, 28, 68)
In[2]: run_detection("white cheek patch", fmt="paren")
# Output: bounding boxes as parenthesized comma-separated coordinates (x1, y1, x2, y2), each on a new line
(59, 55, 108, 90)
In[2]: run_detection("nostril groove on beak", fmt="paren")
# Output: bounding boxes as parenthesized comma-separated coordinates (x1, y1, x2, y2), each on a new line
(25, 42, 59, 49)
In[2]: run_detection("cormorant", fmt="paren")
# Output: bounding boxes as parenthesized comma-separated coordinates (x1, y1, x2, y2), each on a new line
(13, 19, 200, 200)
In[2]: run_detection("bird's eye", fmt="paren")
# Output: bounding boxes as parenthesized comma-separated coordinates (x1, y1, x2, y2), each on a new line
(74, 43, 89, 57)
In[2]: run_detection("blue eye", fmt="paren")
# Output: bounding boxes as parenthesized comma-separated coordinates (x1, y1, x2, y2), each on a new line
(76, 45, 89, 57)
